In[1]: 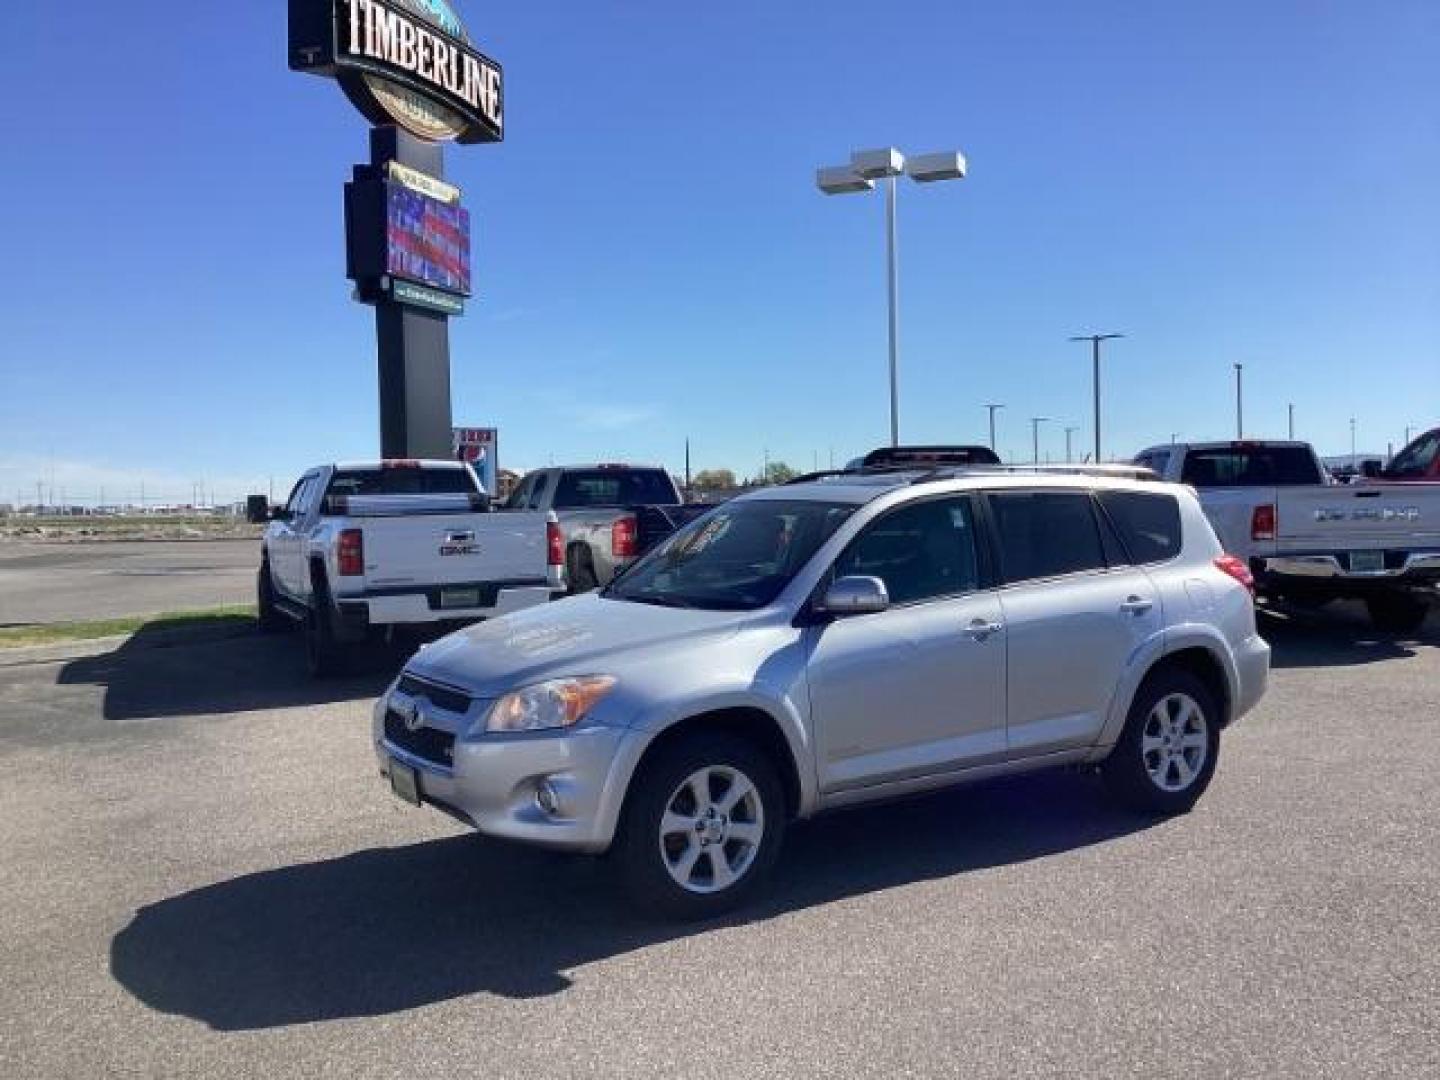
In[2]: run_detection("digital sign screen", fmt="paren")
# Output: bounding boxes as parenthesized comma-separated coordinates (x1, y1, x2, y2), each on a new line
(385, 183, 471, 296)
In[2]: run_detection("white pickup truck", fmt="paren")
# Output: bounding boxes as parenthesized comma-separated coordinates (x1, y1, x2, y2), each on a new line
(1133, 441, 1440, 632)
(254, 461, 564, 674)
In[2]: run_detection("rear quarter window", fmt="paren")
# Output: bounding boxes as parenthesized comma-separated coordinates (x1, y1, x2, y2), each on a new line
(1098, 491, 1183, 565)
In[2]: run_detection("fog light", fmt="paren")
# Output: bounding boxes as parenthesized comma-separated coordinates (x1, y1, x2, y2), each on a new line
(535, 779, 561, 817)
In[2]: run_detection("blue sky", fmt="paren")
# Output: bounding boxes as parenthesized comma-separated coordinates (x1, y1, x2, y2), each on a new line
(1, 1, 1437, 503)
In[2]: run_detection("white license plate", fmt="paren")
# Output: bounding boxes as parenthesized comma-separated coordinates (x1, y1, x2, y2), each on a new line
(1350, 551, 1384, 573)
(439, 587, 480, 608)
(389, 760, 421, 806)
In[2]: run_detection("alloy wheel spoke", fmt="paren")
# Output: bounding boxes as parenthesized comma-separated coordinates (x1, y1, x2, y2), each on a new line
(1142, 733, 1165, 755)
(718, 776, 754, 814)
(661, 810, 697, 838)
(1172, 754, 1194, 788)
(689, 773, 712, 814)
(727, 821, 762, 844)
(707, 846, 736, 890)
(1180, 732, 1207, 751)
(672, 840, 702, 883)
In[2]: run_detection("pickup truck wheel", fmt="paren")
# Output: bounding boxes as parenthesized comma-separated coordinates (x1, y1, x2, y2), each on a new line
(1101, 668, 1220, 816)
(615, 733, 785, 920)
(567, 548, 598, 594)
(256, 559, 287, 634)
(304, 581, 347, 678)
(1365, 593, 1430, 634)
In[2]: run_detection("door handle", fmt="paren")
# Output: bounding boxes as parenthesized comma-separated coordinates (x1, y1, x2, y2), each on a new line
(964, 619, 1004, 641)
(1119, 596, 1154, 616)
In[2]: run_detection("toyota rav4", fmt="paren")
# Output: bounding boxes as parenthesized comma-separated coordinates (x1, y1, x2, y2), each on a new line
(374, 466, 1270, 918)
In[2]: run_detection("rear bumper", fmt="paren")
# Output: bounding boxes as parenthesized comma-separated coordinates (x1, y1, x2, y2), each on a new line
(1232, 632, 1270, 724)
(1257, 552, 1440, 593)
(337, 581, 558, 628)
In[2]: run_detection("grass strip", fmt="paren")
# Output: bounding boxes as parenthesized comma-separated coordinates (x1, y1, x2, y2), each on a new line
(0, 606, 257, 648)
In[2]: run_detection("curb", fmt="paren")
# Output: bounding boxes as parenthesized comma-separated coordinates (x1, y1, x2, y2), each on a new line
(0, 622, 257, 669)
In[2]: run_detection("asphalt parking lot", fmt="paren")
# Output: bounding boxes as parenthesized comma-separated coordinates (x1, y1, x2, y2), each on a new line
(0, 603, 1437, 1078)
(0, 540, 258, 626)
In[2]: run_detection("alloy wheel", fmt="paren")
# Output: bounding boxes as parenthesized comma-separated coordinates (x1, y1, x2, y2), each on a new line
(1141, 692, 1209, 793)
(657, 765, 765, 894)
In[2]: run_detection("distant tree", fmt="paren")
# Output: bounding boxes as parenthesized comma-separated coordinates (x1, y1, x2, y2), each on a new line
(763, 462, 798, 485)
(692, 469, 737, 491)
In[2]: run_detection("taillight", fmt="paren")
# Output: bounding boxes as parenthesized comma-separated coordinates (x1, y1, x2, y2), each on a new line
(1214, 554, 1255, 599)
(1251, 503, 1276, 541)
(547, 520, 564, 568)
(337, 529, 364, 576)
(612, 515, 638, 559)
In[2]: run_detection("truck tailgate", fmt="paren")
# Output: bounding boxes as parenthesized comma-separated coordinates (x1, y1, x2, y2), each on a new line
(1274, 485, 1440, 552)
(358, 512, 549, 589)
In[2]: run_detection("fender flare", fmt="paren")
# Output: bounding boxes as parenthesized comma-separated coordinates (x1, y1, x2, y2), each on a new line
(1094, 624, 1240, 753)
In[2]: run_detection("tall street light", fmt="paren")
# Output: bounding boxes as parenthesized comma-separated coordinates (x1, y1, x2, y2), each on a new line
(1068, 333, 1124, 462)
(1288, 403, 1295, 440)
(1234, 363, 1244, 438)
(984, 403, 1005, 452)
(1064, 425, 1080, 463)
(818, 147, 968, 446)
(1030, 416, 1050, 465)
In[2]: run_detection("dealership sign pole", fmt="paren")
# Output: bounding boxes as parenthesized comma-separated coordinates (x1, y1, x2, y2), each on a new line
(288, 0, 503, 458)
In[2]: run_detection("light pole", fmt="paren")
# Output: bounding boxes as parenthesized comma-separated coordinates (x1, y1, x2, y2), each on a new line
(1404, 425, 1416, 446)
(1068, 333, 1124, 462)
(818, 148, 968, 447)
(1030, 417, 1050, 465)
(1288, 403, 1295, 440)
(1234, 363, 1244, 438)
(1064, 425, 1080, 463)
(984, 403, 1004, 451)
(1350, 418, 1357, 469)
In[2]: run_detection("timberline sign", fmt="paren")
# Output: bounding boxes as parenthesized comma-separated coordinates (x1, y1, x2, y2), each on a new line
(289, 0, 504, 144)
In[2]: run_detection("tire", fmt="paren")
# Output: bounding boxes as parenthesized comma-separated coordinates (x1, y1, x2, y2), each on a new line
(614, 732, 786, 920)
(256, 559, 287, 634)
(304, 575, 347, 678)
(1101, 667, 1221, 816)
(567, 547, 598, 594)
(1365, 592, 1430, 634)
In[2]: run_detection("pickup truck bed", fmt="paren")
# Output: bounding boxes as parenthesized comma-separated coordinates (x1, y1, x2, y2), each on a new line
(1135, 441, 1440, 632)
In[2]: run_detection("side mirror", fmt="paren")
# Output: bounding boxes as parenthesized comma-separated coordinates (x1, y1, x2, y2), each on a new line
(818, 575, 890, 616)
(245, 495, 271, 524)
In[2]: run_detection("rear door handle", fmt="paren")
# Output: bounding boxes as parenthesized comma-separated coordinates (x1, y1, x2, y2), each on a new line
(964, 619, 1004, 641)
(1120, 596, 1154, 616)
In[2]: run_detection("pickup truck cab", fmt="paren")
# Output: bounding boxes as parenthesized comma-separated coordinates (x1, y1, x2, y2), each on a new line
(1369, 427, 1440, 483)
(1133, 441, 1440, 632)
(505, 464, 709, 592)
(257, 460, 564, 674)
(375, 465, 1268, 918)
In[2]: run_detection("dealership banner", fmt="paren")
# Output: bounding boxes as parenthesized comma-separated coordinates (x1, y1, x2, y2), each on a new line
(452, 427, 497, 496)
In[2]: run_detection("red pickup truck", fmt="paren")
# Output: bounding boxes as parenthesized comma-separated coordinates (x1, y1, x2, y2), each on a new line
(1369, 427, 1440, 482)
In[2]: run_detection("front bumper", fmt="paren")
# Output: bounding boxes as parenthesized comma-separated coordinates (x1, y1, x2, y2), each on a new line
(374, 703, 645, 853)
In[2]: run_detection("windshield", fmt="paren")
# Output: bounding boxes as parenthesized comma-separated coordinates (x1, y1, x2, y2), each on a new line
(605, 499, 856, 611)
(1180, 447, 1321, 486)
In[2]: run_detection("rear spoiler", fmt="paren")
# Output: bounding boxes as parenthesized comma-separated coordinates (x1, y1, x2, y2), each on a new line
(324, 492, 490, 517)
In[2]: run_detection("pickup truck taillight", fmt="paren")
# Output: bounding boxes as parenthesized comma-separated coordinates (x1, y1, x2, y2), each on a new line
(1214, 555, 1256, 599)
(547, 520, 564, 568)
(1251, 503, 1276, 541)
(612, 516, 638, 559)
(337, 529, 365, 576)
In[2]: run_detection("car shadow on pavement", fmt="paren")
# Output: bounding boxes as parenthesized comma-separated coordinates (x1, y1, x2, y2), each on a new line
(1259, 602, 1437, 670)
(110, 770, 1154, 1029)
(57, 629, 402, 721)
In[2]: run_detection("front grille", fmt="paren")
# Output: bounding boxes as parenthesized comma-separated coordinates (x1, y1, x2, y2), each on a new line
(397, 673, 472, 715)
(383, 709, 456, 769)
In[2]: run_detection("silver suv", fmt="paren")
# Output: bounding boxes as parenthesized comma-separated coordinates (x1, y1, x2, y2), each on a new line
(375, 468, 1270, 918)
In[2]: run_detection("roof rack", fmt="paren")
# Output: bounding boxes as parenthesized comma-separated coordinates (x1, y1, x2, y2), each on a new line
(910, 463, 1160, 483)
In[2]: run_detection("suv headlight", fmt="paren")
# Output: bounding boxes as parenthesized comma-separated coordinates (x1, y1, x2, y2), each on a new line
(484, 676, 617, 734)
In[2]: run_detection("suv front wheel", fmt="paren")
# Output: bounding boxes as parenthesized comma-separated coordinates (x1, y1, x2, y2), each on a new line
(1102, 667, 1220, 815)
(615, 732, 785, 920)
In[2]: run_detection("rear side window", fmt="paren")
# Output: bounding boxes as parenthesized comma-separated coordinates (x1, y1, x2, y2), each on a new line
(989, 491, 1107, 583)
(1180, 447, 1320, 486)
(1098, 491, 1183, 564)
(552, 469, 678, 508)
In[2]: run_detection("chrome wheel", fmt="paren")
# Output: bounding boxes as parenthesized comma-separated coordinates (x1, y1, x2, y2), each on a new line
(657, 765, 765, 894)
(1141, 692, 1209, 793)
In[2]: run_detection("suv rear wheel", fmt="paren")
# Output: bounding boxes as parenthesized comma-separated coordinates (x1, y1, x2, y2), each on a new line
(615, 732, 785, 920)
(1102, 667, 1220, 815)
